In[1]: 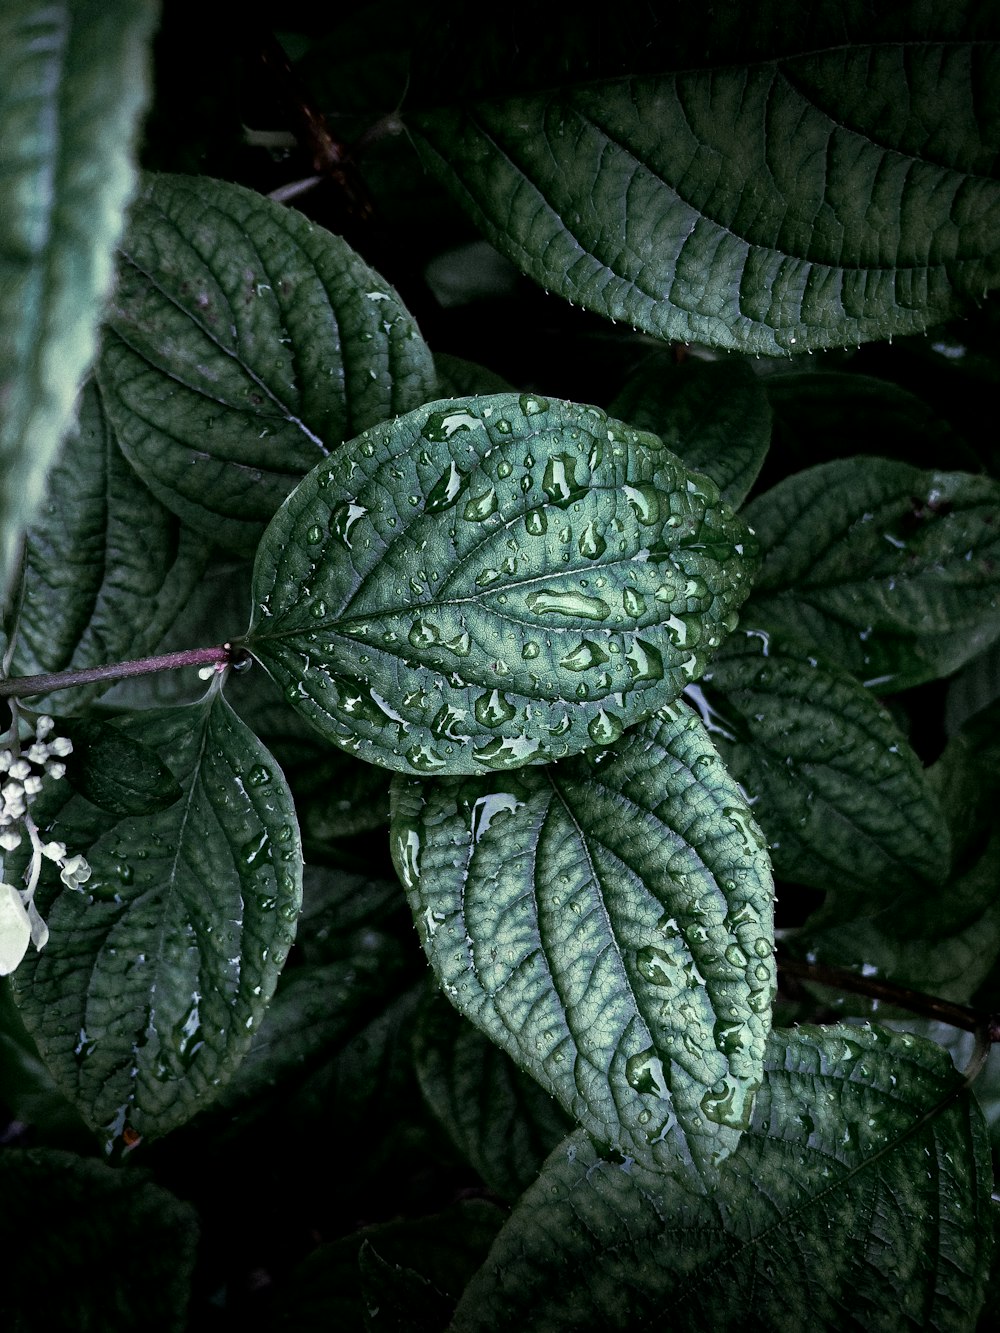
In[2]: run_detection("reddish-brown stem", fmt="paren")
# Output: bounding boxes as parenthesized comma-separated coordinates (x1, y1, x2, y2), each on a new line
(778, 951, 1000, 1039)
(0, 645, 233, 699)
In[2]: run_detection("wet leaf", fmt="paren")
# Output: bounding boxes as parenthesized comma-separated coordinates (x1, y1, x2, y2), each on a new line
(743, 459, 1000, 689)
(0, 0, 157, 597)
(695, 627, 950, 909)
(0, 1147, 197, 1333)
(0, 382, 209, 713)
(246, 393, 758, 776)
(390, 705, 774, 1177)
(8, 686, 301, 1148)
(98, 173, 436, 553)
(413, 15, 1000, 355)
(452, 1026, 993, 1332)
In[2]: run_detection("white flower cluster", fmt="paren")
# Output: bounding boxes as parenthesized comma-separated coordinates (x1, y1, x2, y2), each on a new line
(0, 714, 91, 977)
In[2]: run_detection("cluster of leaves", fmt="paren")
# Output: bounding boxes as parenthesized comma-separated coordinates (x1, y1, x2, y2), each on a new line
(2, 2, 1000, 1329)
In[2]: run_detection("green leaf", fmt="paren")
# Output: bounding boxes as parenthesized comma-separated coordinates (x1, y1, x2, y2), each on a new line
(246, 393, 758, 776)
(743, 459, 1000, 689)
(0, 381, 210, 712)
(793, 701, 1000, 1003)
(8, 686, 301, 1148)
(390, 705, 774, 1177)
(452, 1025, 994, 1333)
(412, 22, 1000, 355)
(216, 868, 414, 1111)
(61, 717, 183, 816)
(98, 173, 437, 553)
(0, 0, 157, 598)
(694, 627, 950, 909)
(0, 1147, 197, 1333)
(609, 356, 771, 507)
(414, 989, 572, 1200)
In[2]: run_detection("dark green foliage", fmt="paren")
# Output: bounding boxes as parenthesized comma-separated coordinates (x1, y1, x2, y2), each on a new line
(1, 4, 998, 1330)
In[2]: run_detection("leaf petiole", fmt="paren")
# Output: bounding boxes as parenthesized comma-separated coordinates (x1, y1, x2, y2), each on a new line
(0, 644, 240, 700)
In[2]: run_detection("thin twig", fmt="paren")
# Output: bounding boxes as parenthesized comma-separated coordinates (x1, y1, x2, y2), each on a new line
(777, 951, 1000, 1040)
(0, 645, 233, 699)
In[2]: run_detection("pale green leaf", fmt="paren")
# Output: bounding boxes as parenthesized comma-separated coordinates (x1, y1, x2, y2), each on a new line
(743, 459, 1000, 689)
(390, 706, 774, 1177)
(0, 380, 209, 713)
(414, 989, 572, 1200)
(452, 1025, 993, 1333)
(246, 393, 758, 776)
(98, 173, 436, 553)
(0, 1147, 197, 1333)
(694, 627, 950, 909)
(609, 356, 771, 507)
(8, 686, 301, 1148)
(413, 27, 1000, 355)
(0, 0, 157, 599)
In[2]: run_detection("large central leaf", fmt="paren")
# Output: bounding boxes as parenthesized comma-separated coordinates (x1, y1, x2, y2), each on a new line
(245, 394, 758, 775)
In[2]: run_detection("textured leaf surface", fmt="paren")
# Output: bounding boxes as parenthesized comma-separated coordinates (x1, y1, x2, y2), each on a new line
(609, 357, 771, 507)
(390, 706, 774, 1176)
(414, 989, 572, 1200)
(694, 627, 950, 908)
(246, 393, 758, 776)
(9, 687, 301, 1148)
(61, 718, 184, 816)
(743, 459, 1000, 689)
(98, 173, 436, 552)
(0, 1148, 197, 1333)
(452, 1025, 994, 1333)
(0, 0, 156, 598)
(413, 30, 1000, 355)
(795, 699, 1000, 1001)
(217, 867, 414, 1111)
(1, 381, 209, 712)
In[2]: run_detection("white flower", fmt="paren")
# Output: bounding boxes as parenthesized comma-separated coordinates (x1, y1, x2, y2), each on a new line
(0, 883, 31, 976)
(0, 717, 89, 972)
(59, 854, 91, 891)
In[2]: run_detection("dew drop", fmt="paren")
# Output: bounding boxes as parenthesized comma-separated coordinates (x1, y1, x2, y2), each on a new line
(426, 461, 468, 512)
(422, 409, 479, 442)
(622, 586, 646, 617)
(330, 502, 366, 548)
(519, 393, 549, 416)
(577, 521, 607, 559)
(474, 689, 517, 728)
(623, 484, 660, 526)
(525, 509, 547, 536)
(625, 638, 664, 682)
(526, 589, 610, 621)
(587, 709, 624, 745)
(463, 487, 498, 521)
(560, 639, 609, 671)
(406, 742, 448, 773)
(625, 1048, 668, 1098)
(306, 523, 323, 544)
